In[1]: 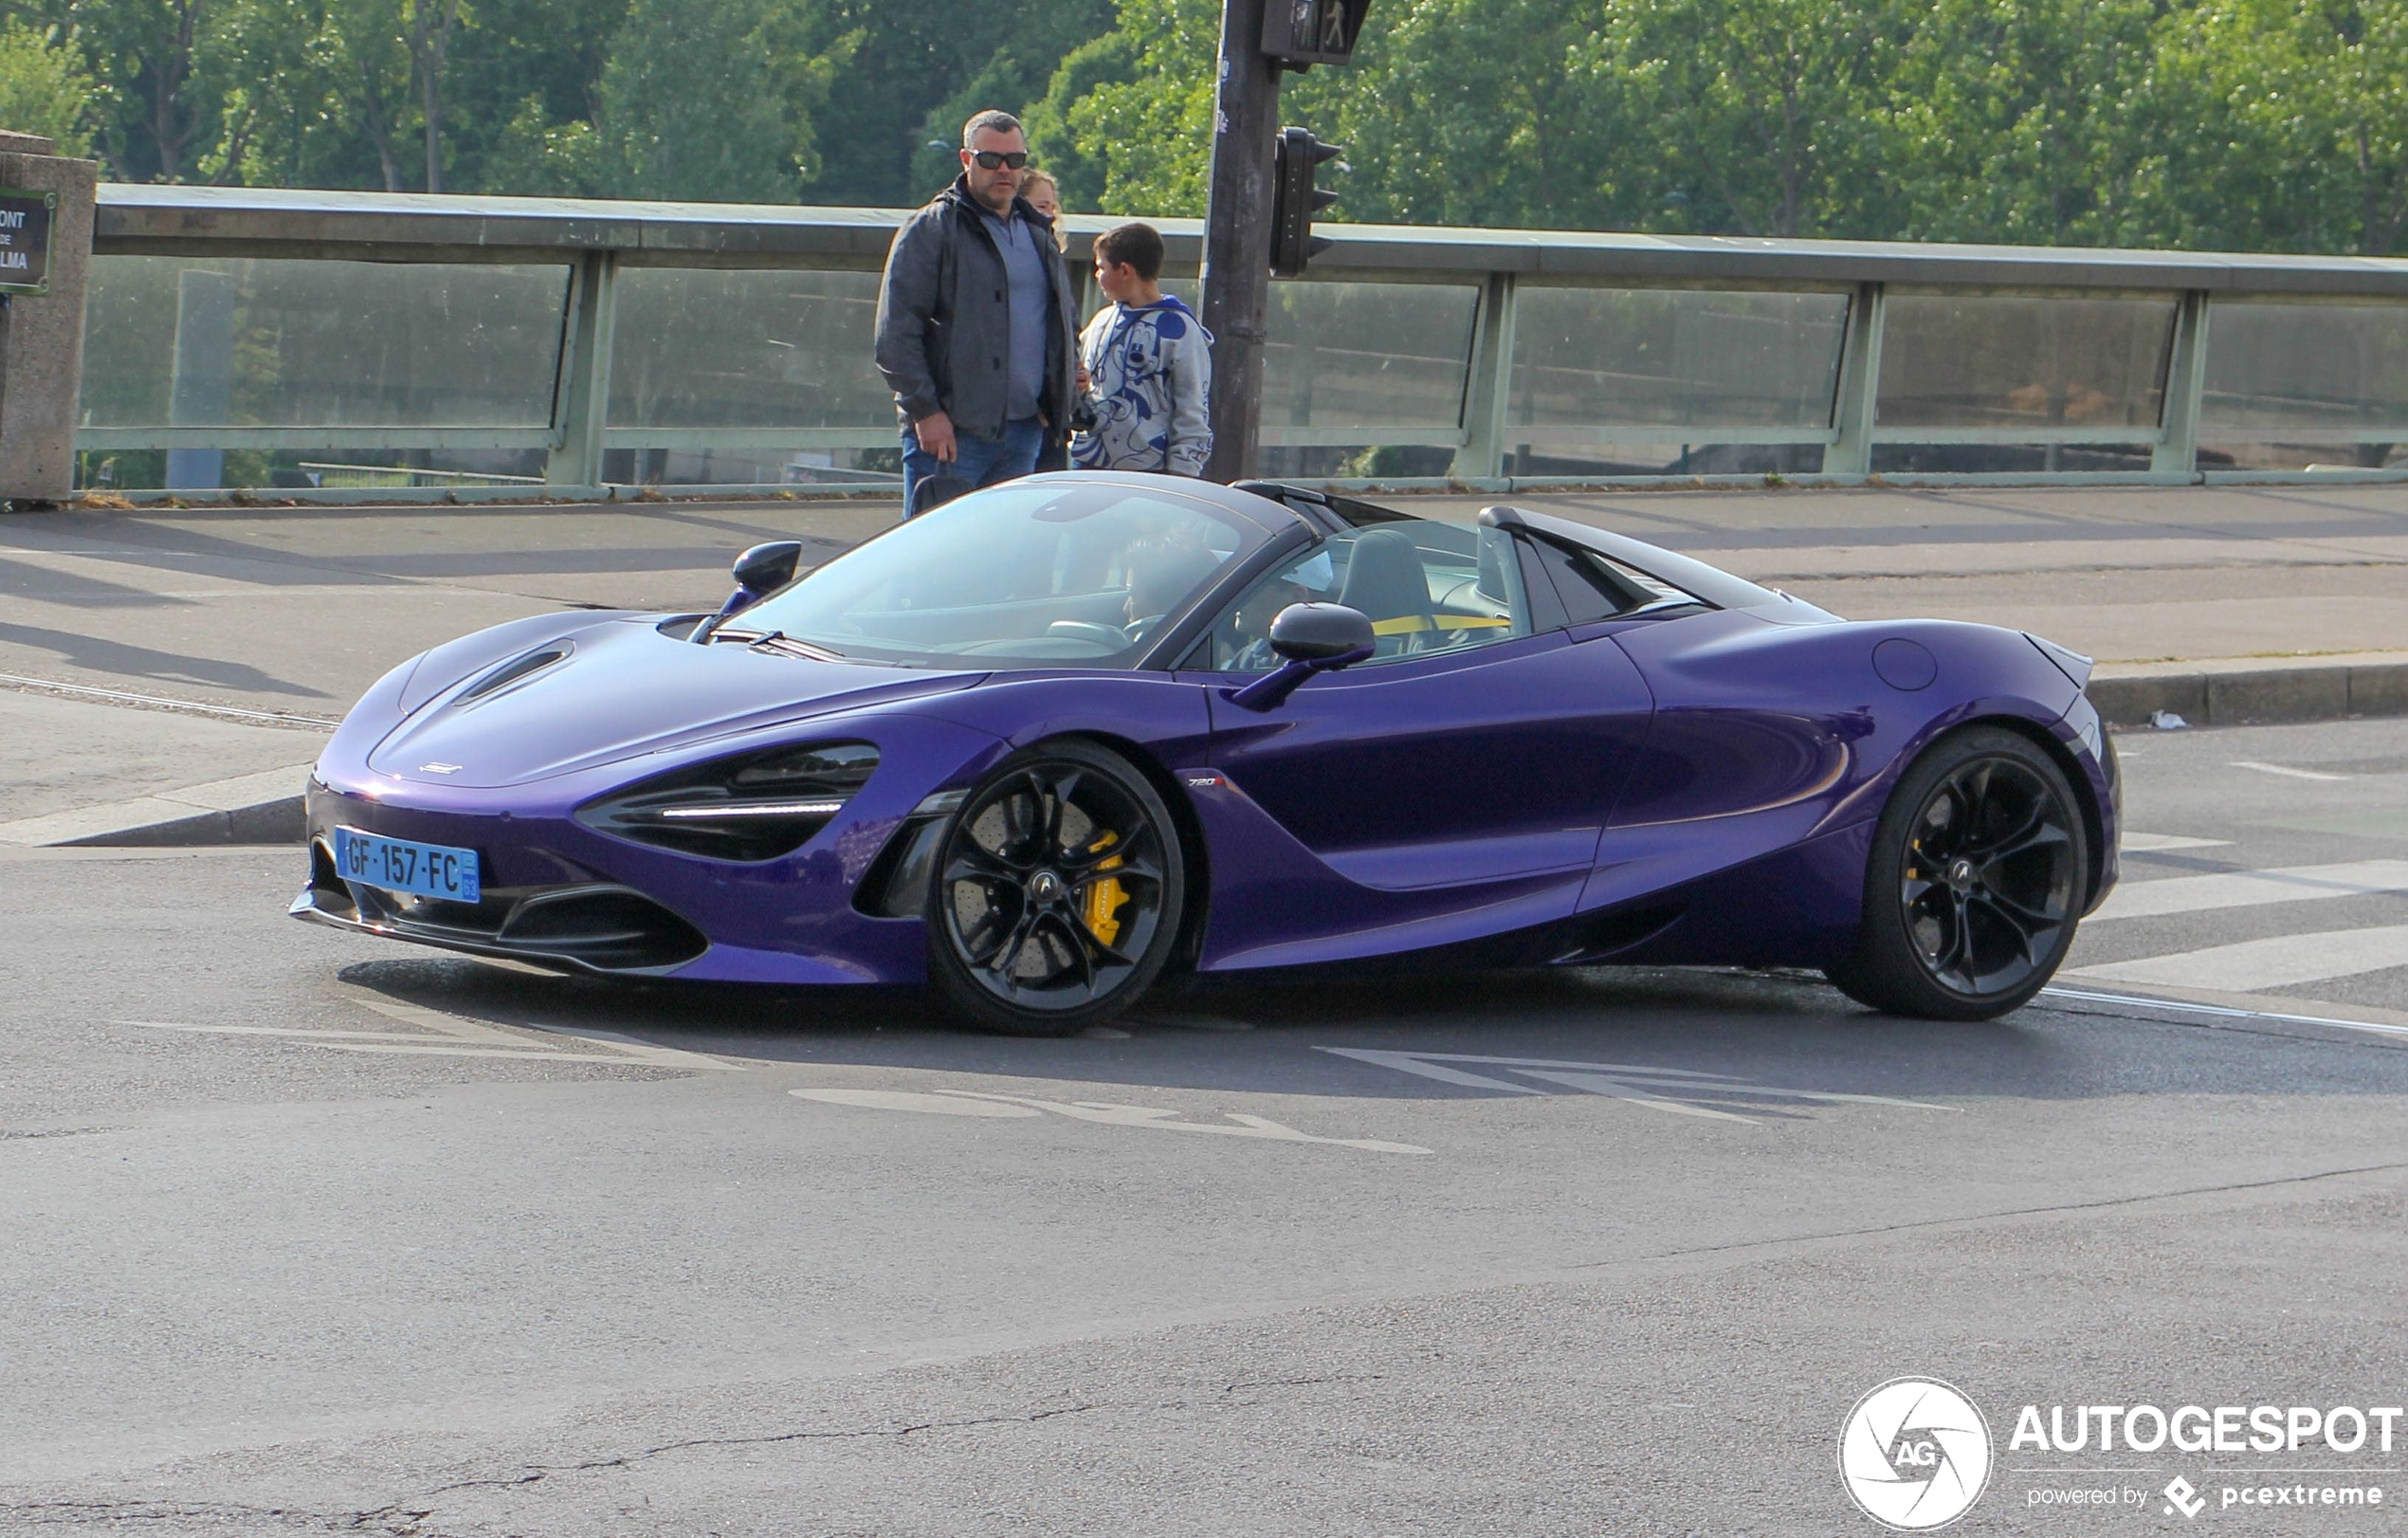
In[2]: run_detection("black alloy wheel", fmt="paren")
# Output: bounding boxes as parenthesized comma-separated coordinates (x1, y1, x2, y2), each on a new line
(925, 740, 1186, 1035)
(1828, 725, 2089, 1021)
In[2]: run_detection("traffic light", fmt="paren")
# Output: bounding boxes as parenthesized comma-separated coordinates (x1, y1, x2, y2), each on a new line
(1262, 0, 1372, 67)
(1269, 126, 1345, 277)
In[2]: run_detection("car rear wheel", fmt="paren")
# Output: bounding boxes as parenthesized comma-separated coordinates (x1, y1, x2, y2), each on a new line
(1827, 725, 2088, 1021)
(925, 741, 1186, 1036)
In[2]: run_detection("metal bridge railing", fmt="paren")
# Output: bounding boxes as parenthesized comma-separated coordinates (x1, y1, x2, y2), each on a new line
(75, 184, 2408, 499)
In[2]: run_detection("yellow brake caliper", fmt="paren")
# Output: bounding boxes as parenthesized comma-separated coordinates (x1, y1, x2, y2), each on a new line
(1082, 830, 1128, 947)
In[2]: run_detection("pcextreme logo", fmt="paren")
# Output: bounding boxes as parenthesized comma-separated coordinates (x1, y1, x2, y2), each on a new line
(1839, 1378, 1995, 1531)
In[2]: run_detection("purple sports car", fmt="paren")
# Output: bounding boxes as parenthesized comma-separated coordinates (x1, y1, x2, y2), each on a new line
(293, 473, 2120, 1034)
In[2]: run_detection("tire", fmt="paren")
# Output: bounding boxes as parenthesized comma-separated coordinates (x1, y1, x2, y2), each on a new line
(1826, 725, 2089, 1021)
(925, 740, 1187, 1035)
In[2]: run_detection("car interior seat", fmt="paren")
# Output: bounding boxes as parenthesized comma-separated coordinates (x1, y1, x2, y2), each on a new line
(1339, 528, 1437, 650)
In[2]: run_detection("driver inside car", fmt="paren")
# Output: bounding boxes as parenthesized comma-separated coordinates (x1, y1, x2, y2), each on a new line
(1120, 535, 1225, 641)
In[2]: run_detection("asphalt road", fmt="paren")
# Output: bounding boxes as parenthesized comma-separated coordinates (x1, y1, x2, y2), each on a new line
(3, 721, 2406, 1535)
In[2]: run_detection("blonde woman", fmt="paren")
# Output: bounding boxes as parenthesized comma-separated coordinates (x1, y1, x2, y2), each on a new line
(1019, 167, 1079, 470)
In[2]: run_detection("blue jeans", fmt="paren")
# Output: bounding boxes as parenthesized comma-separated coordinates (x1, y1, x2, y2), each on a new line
(902, 416, 1046, 516)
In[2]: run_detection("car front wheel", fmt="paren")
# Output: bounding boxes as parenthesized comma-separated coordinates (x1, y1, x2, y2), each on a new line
(925, 740, 1186, 1035)
(1827, 725, 2089, 1021)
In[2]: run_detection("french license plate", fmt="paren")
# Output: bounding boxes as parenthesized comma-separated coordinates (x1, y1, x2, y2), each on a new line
(334, 827, 482, 904)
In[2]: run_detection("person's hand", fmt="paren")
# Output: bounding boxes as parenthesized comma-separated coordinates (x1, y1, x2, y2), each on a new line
(916, 411, 958, 462)
(1076, 365, 1091, 394)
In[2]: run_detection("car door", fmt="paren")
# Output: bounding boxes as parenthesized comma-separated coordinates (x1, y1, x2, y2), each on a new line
(1180, 519, 1656, 968)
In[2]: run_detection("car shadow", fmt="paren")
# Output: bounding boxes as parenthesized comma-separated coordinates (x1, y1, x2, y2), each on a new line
(331, 957, 2408, 1108)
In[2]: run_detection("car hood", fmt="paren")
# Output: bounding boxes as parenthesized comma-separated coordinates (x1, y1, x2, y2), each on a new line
(368, 617, 983, 788)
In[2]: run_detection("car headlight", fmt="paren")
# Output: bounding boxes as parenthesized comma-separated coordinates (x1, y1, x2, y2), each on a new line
(575, 742, 878, 862)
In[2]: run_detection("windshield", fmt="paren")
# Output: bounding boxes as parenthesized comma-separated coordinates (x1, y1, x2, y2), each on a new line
(738, 480, 1268, 668)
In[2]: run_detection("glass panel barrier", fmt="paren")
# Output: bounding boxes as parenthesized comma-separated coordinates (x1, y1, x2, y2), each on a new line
(1869, 443, 2156, 474)
(2198, 301, 2408, 470)
(1508, 286, 1849, 442)
(1259, 280, 1480, 432)
(1877, 293, 2175, 430)
(609, 266, 889, 430)
(78, 255, 570, 428)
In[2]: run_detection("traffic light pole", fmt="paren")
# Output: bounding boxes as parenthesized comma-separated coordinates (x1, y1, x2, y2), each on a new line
(1201, 0, 1284, 484)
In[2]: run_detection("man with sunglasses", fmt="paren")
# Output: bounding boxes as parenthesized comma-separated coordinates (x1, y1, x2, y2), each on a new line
(874, 110, 1079, 514)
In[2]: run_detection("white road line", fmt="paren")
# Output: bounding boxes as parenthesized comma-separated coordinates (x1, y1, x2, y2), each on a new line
(2067, 923, 2408, 992)
(119, 1022, 489, 1042)
(2232, 760, 2353, 782)
(2089, 860, 2408, 922)
(125, 1004, 744, 1071)
(1317, 1049, 1955, 1124)
(2122, 833, 2234, 852)
(349, 995, 539, 1046)
(792, 1088, 1431, 1153)
(2039, 987, 2408, 1040)
(0, 671, 340, 729)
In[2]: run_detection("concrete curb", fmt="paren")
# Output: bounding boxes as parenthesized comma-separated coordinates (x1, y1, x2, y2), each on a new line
(0, 765, 312, 848)
(2090, 654, 2408, 728)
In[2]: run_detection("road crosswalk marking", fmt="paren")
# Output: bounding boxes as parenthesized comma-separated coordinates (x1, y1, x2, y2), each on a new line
(1317, 1049, 1956, 1125)
(2068, 923, 2408, 993)
(2121, 833, 2233, 852)
(2231, 760, 2353, 782)
(2089, 860, 2408, 923)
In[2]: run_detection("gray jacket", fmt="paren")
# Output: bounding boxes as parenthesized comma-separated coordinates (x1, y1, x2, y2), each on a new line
(873, 176, 1079, 440)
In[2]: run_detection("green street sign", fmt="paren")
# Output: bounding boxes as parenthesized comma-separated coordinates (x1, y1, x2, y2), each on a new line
(0, 187, 56, 296)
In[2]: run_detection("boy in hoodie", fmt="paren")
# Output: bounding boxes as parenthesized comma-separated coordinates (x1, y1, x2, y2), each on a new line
(1072, 223, 1213, 476)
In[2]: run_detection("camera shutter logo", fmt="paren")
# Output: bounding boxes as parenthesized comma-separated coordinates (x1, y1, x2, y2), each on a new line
(1838, 1377, 1994, 1530)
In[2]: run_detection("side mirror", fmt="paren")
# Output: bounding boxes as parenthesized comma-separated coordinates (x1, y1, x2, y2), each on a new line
(1226, 603, 1376, 712)
(695, 540, 806, 643)
(731, 540, 805, 596)
(1268, 601, 1376, 662)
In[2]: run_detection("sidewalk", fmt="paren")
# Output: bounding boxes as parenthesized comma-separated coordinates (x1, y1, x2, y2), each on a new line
(3, 482, 2403, 843)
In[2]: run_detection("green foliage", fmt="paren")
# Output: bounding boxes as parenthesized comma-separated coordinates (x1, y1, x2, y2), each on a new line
(20, 0, 2408, 254)
(1053, 0, 1216, 216)
(593, 0, 834, 201)
(0, 17, 95, 154)
(1022, 27, 1139, 211)
(795, 0, 1113, 208)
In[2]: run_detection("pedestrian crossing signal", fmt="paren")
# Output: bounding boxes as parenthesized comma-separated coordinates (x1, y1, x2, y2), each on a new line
(1262, 0, 1371, 67)
(1270, 127, 1346, 277)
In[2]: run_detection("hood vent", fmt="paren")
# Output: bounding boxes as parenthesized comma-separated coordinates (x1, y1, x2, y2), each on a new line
(457, 644, 572, 705)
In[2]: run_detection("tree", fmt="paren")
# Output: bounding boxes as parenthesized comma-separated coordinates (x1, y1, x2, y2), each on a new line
(1295, 0, 1647, 230)
(1050, 0, 1217, 215)
(48, 0, 218, 180)
(791, 0, 1111, 209)
(408, 0, 461, 191)
(313, 0, 414, 188)
(1021, 27, 1139, 211)
(0, 17, 96, 154)
(593, 0, 835, 202)
(1597, 0, 1903, 239)
(2143, 0, 2408, 255)
(1883, 0, 2162, 247)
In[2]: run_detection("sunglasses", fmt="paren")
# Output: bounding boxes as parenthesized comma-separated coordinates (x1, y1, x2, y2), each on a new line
(969, 150, 1030, 171)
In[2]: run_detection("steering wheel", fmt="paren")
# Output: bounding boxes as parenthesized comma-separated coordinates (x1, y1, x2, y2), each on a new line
(1046, 620, 1135, 649)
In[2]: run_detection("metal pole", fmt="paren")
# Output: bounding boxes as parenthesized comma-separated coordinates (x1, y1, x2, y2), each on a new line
(2151, 290, 2209, 479)
(1826, 281, 1886, 477)
(1451, 271, 1518, 483)
(1201, 0, 1282, 483)
(546, 250, 617, 492)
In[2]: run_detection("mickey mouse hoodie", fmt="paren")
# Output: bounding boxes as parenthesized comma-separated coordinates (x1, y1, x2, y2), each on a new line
(1071, 296, 1214, 476)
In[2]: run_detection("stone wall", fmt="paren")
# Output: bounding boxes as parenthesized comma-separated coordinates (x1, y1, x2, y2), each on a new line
(0, 131, 97, 504)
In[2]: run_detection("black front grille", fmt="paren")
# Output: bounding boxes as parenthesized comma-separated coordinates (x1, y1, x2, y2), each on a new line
(300, 840, 706, 972)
